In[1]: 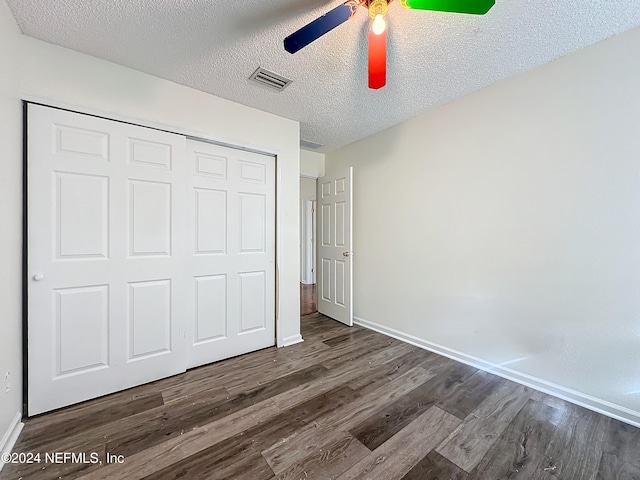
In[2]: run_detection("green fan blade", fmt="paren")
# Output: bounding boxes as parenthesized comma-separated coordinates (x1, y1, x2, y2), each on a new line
(400, 0, 495, 14)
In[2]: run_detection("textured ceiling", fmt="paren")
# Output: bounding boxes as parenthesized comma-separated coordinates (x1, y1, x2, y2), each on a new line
(6, 0, 640, 152)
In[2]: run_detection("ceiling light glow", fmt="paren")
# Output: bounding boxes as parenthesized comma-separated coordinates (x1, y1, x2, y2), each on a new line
(372, 14, 386, 35)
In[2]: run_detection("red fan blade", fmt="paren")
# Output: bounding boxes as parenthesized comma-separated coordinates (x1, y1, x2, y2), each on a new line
(368, 23, 387, 89)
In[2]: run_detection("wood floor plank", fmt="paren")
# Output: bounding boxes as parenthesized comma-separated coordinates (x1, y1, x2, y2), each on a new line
(436, 370, 504, 420)
(310, 328, 400, 365)
(436, 381, 533, 473)
(298, 320, 338, 337)
(322, 327, 379, 347)
(601, 416, 640, 470)
(350, 362, 477, 451)
(467, 399, 561, 479)
(532, 399, 607, 480)
(530, 389, 572, 410)
(12, 395, 164, 480)
(20, 392, 164, 449)
(262, 366, 439, 476)
(223, 340, 333, 395)
(299, 314, 347, 340)
(338, 407, 461, 480)
(318, 366, 438, 430)
(260, 349, 426, 420)
(12, 384, 231, 474)
(270, 341, 415, 411)
(228, 331, 398, 404)
(139, 439, 275, 480)
(346, 347, 441, 394)
(138, 385, 356, 480)
(597, 453, 640, 480)
(323, 341, 423, 377)
(161, 384, 228, 404)
(314, 330, 400, 367)
(155, 345, 283, 390)
(401, 451, 469, 480)
(161, 338, 326, 397)
(273, 432, 369, 480)
(270, 361, 367, 411)
(62, 344, 276, 412)
(106, 364, 329, 457)
(75, 400, 282, 480)
(5, 313, 640, 480)
(262, 422, 345, 475)
(207, 452, 276, 480)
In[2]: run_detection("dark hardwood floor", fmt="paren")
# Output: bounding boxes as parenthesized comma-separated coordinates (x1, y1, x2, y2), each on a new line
(2, 313, 639, 480)
(300, 283, 316, 316)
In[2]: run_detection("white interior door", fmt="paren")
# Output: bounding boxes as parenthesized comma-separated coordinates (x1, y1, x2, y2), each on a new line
(185, 140, 275, 368)
(27, 104, 189, 415)
(317, 167, 353, 326)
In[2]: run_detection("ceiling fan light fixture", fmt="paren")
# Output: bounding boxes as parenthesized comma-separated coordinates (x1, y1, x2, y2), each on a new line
(368, 0, 389, 18)
(371, 14, 386, 35)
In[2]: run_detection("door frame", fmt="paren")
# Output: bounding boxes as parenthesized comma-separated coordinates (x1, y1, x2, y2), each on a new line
(22, 99, 290, 415)
(300, 174, 320, 286)
(301, 198, 316, 284)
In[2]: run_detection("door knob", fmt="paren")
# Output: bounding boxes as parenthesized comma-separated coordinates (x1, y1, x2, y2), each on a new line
(33, 274, 44, 281)
(342, 252, 350, 257)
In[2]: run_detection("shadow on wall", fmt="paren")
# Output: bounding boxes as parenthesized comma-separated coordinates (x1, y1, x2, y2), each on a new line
(430, 293, 565, 367)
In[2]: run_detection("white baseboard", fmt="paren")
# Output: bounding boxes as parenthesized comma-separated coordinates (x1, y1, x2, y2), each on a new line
(0, 412, 24, 473)
(354, 316, 640, 428)
(281, 334, 304, 348)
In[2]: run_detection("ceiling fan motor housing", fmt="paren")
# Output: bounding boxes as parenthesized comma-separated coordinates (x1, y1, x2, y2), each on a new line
(367, 0, 392, 17)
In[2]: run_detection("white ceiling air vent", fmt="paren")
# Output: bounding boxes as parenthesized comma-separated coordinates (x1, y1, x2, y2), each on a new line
(249, 67, 292, 91)
(300, 140, 324, 150)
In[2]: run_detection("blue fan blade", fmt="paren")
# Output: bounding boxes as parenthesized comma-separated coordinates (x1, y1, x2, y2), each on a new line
(284, 2, 357, 54)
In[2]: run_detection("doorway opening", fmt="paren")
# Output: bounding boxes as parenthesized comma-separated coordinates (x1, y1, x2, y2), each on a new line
(300, 283, 316, 316)
(300, 177, 317, 315)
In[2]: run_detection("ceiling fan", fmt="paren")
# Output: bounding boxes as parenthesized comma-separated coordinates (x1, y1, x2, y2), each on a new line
(284, 0, 495, 89)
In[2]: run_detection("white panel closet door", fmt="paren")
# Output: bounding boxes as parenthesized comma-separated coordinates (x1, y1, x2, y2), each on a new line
(27, 104, 188, 415)
(185, 140, 275, 368)
(317, 167, 353, 326)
